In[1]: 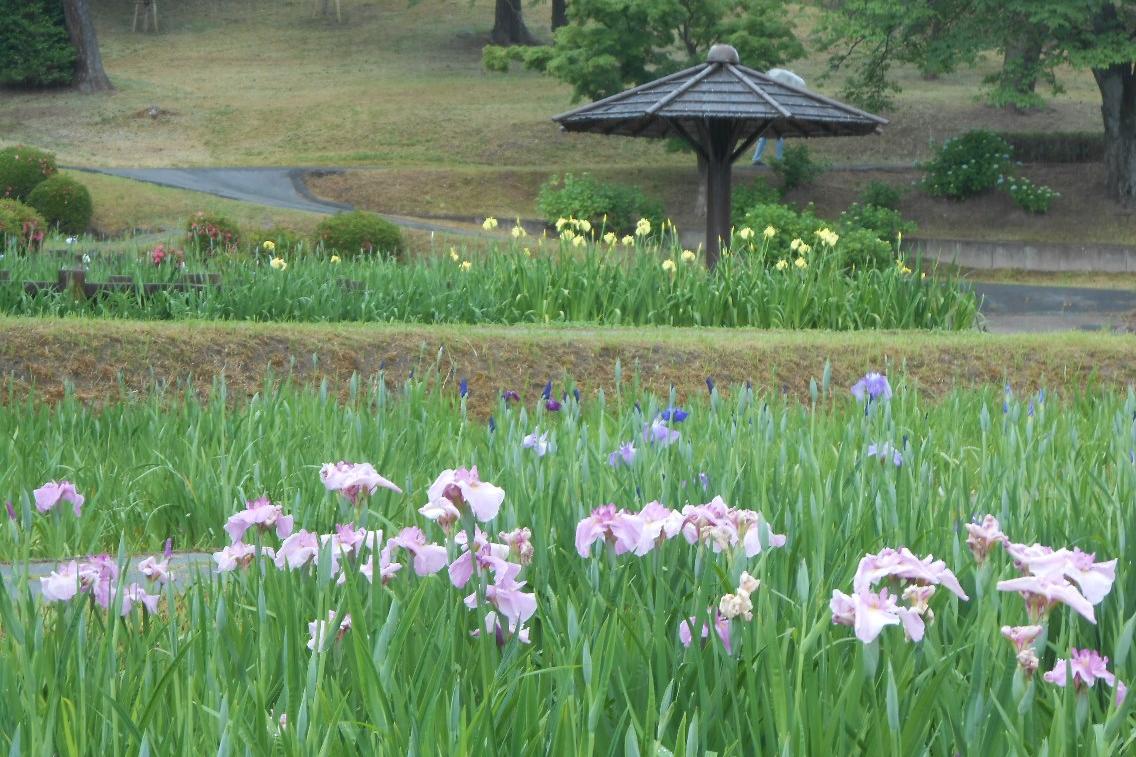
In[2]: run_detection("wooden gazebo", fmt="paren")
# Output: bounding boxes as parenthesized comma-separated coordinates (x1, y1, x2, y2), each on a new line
(552, 44, 887, 267)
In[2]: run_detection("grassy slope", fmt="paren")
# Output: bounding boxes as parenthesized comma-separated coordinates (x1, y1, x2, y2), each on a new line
(2, 318, 1133, 411)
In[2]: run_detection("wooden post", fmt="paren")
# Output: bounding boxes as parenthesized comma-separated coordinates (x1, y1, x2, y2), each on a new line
(703, 120, 735, 269)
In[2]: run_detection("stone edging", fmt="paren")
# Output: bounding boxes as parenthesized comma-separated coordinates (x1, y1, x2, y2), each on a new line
(909, 237, 1136, 273)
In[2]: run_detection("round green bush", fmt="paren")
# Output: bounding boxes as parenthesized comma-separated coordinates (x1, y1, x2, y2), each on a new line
(0, 145, 57, 201)
(921, 130, 1012, 200)
(186, 211, 241, 254)
(0, 198, 47, 250)
(536, 174, 664, 235)
(315, 211, 403, 260)
(26, 174, 93, 234)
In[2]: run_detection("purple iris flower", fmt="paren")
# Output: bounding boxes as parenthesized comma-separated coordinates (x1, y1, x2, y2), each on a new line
(4, 500, 15, 521)
(502, 390, 520, 403)
(488, 415, 496, 432)
(659, 407, 689, 423)
(851, 372, 892, 402)
(459, 378, 469, 398)
(1027, 399, 1035, 417)
(706, 377, 715, 394)
(541, 381, 552, 400)
(163, 537, 173, 558)
(545, 399, 562, 412)
(608, 442, 637, 467)
(642, 419, 680, 447)
(573, 388, 581, 404)
(698, 472, 710, 491)
(866, 442, 903, 467)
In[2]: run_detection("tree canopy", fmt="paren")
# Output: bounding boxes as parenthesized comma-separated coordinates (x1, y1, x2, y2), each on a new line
(484, 0, 805, 102)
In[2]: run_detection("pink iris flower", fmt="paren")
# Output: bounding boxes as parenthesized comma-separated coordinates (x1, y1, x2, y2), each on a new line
(499, 527, 534, 565)
(678, 497, 786, 558)
(78, 555, 119, 609)
(465, 561, 537, 629)
(40, 561, 81, 602)
(223, 497, 294, 543)
(472, 611, 532, 646)
(307, 610, 352, 653)
(449, 528, 510, 587)
(965, 515, 1007, 563)
(678, 612, 732, 654)
(1044, 648, 1127, 705)
(119, 583, 160, 616)
(996, 573, 1096, 623)
(320, 461, 402, 505)
(389, 526, 449, 576)
(1000, 624, 1044, 652)
(575, 504, 643, 557)
(423, 467, 505, 523)
(213, 543, 275, 572)
(137, 556, 172, 584)
(274, 530, 320, 570)
(852, 547, 969, 600)
(632, 501, 683, 556)
(830, 588, 925, 644)
(1011, 546, 1116, 605)
(357, 546, 402, 585)
(33, 480, 85, 517)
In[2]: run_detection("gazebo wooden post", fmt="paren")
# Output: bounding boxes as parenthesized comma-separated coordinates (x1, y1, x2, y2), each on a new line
(704, 120, 735, 269)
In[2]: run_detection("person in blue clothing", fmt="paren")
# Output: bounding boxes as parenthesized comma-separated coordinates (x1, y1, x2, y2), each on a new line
(753, 68, 806, 165)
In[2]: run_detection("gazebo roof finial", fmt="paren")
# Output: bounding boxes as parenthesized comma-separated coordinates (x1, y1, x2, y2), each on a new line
(706, 44, 739, 64)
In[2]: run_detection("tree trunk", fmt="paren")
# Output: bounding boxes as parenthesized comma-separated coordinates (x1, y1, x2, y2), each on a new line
(997, 29, 1044, 111)
(491, 0, 537, 46)
(551, 0, 568, 32)
(62, 0, 112, 92)
(1094, 63, 1136, 207)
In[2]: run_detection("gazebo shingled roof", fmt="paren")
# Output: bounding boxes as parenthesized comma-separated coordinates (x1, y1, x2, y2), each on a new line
(552, 44, 887, 265)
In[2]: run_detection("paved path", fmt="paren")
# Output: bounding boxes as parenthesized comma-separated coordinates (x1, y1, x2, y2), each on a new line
(1, 552, 216, 598)
(973, 282, 1136, 333)
(74, 166, 489, 236)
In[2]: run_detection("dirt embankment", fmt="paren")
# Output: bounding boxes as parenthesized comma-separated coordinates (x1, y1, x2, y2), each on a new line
(1, 319, 1133, 412)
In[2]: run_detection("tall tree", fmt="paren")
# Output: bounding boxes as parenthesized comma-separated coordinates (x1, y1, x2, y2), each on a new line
(821, 0, 1136, 206)
(485, 0, 805, 102)
(491, 0, 538, 45)
(62, 0, 112, 92)
(551, 0, 569, 31)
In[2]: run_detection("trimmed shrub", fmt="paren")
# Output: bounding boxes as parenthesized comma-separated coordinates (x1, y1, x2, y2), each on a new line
(769, 144, 824, 193)
(998, 132, 1104, 164)
(26, 174, 93, 234)
(921, 130, 1012, 200)
(315, 211, 403, 260)
(739, 201, 897, 272)
(537, 174, 664, 235)
(0, 198, 47, 250)
(0, 145, 57, 201)
(1000, 176, 1060, 214)
(0, 0, 74, 88)
(731, 175, 781, 218)
(186, 212, 241, 254)
(859, 180, 903, 210)
(839, 202, 916, 243)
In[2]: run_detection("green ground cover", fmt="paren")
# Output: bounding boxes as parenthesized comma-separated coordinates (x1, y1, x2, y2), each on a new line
(1, 375, 1134, 753)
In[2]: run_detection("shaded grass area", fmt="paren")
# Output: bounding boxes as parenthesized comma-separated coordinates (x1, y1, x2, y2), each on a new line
(0, 1, 1104, 170)
(2, 318, 1132, 412)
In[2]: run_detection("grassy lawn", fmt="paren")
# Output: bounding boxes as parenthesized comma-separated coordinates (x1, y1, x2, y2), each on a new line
(2, 317, 1133, 411)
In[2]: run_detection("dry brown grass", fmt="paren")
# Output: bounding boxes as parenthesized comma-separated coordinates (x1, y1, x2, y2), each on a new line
(2, 318, 1133, 413)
